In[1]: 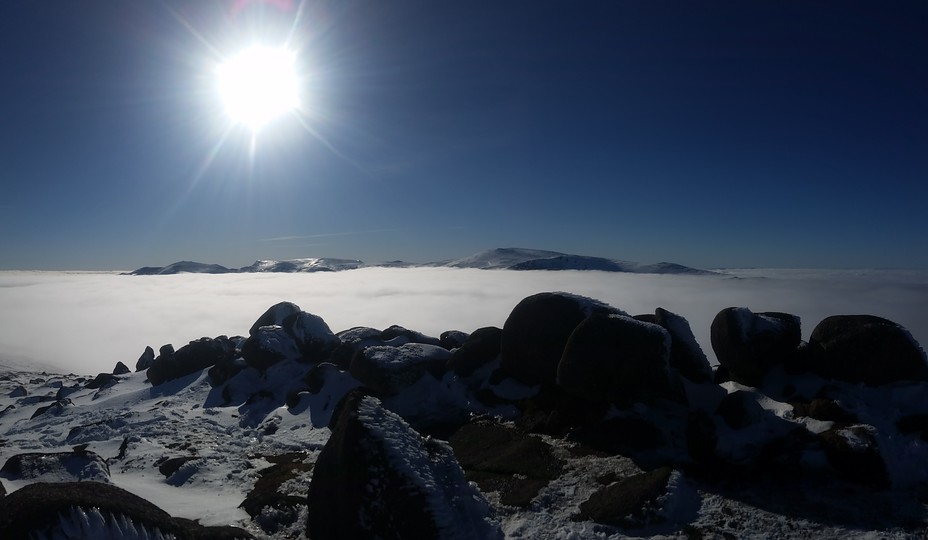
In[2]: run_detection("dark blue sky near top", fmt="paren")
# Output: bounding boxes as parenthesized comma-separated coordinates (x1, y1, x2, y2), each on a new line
(1, 1, 926, 270)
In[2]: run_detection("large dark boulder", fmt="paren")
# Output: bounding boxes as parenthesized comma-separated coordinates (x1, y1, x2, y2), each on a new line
(281, 310, 340, 361)
(502, 292, 624, 386)
(349, 343, 451, 395)
(248, 302, 340, 364)
(710, 308, 801, 387)
(85, 372, 118, 390)
(249, 301, 302, 336)
(136, 345, 155, 372)
(148, 337, 238, 386)
(306, 390, 501, 539)
(330, 326, 390, 368)
(113, 361, 131, 375)
(381, 325, 442, 347)
(809, 315, 928, 385)
(1, 450, 111, 483)
(440, 330, 470, 350)
(447, 326, 503, 376)
(557, 314, 675, 405)
(654, 307, 713, 383)
(208, 356, 247, 386)
(0, 481, 253, 539)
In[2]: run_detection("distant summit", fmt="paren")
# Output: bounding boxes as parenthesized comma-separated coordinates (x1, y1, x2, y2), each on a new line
(129, 258, 363, 276)
(129, 248, 714, 276)
(440, 248, 716, 275)
(129, 261, 232, 275)
(239, 258, 364, 273)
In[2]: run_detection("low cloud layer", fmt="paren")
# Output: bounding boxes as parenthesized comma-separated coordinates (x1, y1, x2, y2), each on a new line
(1, 268, 926, 376)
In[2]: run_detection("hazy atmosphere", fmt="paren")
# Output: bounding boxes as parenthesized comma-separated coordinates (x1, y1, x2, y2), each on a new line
(2, 1, 926, 270)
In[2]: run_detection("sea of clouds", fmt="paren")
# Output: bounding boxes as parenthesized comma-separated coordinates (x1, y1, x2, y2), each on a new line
(1, 267, 926, 376)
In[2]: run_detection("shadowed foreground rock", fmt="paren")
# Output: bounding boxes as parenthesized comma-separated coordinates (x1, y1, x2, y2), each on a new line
(0, 481, 253, 539)
(810, 315, 928, 385)
(148, 337, 238, 386)
(557, 313, 675, 404)
(502, 292, 625, 386)
(306, 390, 502, 540)
(711, 307, 801, 387)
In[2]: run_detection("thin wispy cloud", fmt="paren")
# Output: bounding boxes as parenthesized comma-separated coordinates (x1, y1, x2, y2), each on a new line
(260, 228, 405, 242)
(0, 268, 925, 376)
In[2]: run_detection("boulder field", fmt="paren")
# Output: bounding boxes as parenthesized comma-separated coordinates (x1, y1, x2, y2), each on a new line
(2, 291, 927, 538)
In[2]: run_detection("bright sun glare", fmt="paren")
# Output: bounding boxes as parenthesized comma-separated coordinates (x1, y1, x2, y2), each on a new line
(216, 45, 299, 132)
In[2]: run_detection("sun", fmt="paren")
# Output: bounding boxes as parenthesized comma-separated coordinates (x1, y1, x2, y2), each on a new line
(216, 45, 300, 132)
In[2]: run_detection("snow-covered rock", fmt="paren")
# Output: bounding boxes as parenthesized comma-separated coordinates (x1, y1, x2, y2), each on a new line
(1, 450, 111, 484)
(306, 391, 502, 540)
(654, 307, 714, 383)
(710, 307, 802, 387)
(349, 343, 451, 395)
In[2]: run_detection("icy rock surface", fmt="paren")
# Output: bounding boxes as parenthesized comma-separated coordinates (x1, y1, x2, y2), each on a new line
(349, 342, 451, 394)
(306, 391, 502, 539)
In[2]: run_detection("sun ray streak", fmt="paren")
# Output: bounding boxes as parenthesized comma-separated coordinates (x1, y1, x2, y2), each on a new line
(162, 124, 236, 223)
(158, 0, 224, 61)
(285, 0, 309, 50)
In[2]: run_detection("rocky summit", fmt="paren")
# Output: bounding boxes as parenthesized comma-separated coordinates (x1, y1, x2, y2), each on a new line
(1, 294, 927, 539)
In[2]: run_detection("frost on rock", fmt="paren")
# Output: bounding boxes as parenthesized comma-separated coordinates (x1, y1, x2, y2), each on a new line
(349, 343, 451, 394)
(0, 450, 111, 484)
(34, 507, 177, 540)
(285, 311, 339, 356)
(710, 307, 801, 387)
(306, 391, 502, 540)
(655, 307, 713, 383)
(242, 325, 301, 371)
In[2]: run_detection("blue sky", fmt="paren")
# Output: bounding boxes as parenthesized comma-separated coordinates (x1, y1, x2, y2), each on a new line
(1, 1, 926, 270)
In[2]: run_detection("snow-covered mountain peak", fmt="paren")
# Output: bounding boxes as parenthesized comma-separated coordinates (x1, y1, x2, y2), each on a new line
(128, 248, 713, 276)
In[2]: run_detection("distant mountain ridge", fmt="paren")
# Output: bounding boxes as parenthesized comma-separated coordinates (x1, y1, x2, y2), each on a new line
(128, 248, 715, 276)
